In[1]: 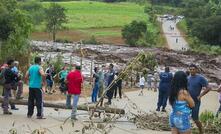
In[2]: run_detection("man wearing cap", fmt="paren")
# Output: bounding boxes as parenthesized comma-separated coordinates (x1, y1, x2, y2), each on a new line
(66, 65, 84, 120)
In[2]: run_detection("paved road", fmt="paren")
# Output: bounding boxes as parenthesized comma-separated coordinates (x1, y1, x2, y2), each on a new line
(159, 18, 189, 51)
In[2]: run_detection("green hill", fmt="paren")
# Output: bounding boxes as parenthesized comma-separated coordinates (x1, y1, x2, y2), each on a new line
(32, 1, 149, 44)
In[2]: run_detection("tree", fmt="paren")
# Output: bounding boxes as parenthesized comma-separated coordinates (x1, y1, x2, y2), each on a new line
(20, 0, 45, 25)
(0, 0, 32, 65)
(122, 21, 147, 46)
(45, 3, 67, 42)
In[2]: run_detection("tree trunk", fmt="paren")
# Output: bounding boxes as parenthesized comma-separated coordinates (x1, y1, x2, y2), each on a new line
(0, 97, 125, 114)
(52, 30, 56, 42)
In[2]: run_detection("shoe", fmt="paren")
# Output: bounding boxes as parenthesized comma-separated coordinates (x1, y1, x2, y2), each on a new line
(37, 116, 46, 119)
(156, 108, 160, 112)
(11, 107, 19, 110)
(16, 96, 24, 100)
(3, 111, 12, 115)
(161, 109, 166, 112)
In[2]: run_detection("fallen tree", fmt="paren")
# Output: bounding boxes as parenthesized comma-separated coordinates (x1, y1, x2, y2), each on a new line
(0, 97, 125, 115)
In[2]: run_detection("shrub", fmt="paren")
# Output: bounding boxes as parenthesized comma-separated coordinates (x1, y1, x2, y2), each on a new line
(122, 20, 147, 46)
(82, 36, 101, 45)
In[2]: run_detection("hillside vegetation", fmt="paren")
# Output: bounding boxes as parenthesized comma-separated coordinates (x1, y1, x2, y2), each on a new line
(32, 1, 149, 44)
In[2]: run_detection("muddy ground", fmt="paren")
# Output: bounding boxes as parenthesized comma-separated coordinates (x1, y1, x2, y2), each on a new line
(32, 41, 221, 84)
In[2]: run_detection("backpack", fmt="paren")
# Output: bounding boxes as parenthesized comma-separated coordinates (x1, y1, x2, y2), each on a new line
(0, 68, 6, 85)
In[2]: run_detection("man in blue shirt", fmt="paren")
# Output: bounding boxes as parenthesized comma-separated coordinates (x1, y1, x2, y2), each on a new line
(188, 64, 211, 134)
(156, 67, 173, 112)
(25, 57, 46, 119)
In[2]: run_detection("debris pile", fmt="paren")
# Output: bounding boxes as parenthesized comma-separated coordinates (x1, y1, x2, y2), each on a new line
(130, 112, 170, 131)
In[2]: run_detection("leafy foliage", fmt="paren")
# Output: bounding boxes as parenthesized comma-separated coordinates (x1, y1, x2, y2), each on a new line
(122, 20, 147, 46)
(19, 0, 45, 25)
(45, 3, 67, 41)
(0, 0, 32, 65)
(182, 0, 221, 46)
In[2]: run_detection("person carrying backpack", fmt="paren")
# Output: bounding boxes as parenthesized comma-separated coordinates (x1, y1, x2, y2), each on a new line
(2, 60, 18, 114)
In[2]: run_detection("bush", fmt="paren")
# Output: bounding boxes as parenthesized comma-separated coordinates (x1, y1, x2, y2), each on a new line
(82, 35, 101, 45)
(122, 20, 147, 46)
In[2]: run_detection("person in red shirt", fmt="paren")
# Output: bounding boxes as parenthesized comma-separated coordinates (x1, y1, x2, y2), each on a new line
(66, 65, 83, 120)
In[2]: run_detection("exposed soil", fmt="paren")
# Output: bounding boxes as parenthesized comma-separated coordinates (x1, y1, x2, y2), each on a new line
(31, 28, 125, 45)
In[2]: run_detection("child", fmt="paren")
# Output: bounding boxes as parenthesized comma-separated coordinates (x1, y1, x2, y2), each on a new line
(139, 74, 145, 96)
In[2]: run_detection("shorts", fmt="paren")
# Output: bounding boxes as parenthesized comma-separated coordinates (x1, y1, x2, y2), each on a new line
(170, 112, 191, 132)
(46, 79, 53, 88)
(140, 85, 144, 89)
(192, 101, 201, 120)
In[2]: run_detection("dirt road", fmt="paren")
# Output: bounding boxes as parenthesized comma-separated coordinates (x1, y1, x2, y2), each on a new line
(160, 18, 189, 51)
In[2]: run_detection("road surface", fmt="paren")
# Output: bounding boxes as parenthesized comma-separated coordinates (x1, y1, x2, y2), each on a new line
(159, 18, 189, 51)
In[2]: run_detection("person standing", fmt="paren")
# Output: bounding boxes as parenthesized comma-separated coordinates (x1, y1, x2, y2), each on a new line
(91, 67, 100, 103)
(66, 65, 83, 120)
(2, 60, 18, 114)
(156, 66, 173, 112)
(114, 72, 122, 98)
(98, 65, 105, 98)
(169, 71, 195, 134)
(58, 65, 69, 93)
(147, 73, 153, 90)
(45, 64, 56, 94)
(139, 74, 145, 96)
(188, 64, 211, 134)
(105, 64, 115, 105)
(11, 61, 23, 99)
(25, 57, 46, 119)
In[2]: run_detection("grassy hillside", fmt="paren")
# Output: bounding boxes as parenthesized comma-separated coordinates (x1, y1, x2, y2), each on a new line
(32, 1, 148, 44)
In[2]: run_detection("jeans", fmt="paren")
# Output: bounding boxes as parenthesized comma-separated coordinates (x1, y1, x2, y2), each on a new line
(66, 94, 72, 108)
(71, 95, 79, 118)
(91, 82, 99, 102)
(157, 90, 168, 109)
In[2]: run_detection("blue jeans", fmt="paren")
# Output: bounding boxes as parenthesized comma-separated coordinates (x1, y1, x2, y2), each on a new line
(91, 82, 99, 102)
(71, 95, 79, 118)
(66, 94, 72, 108)
(157, 90, 168, 109)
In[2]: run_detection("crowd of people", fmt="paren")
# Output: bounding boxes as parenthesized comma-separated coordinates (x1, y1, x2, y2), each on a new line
(0, 58, 221, 134)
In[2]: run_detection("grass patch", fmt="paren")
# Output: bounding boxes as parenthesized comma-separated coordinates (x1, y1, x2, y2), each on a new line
(42, 1, 147, 30)
(32, 1, 150, 44)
